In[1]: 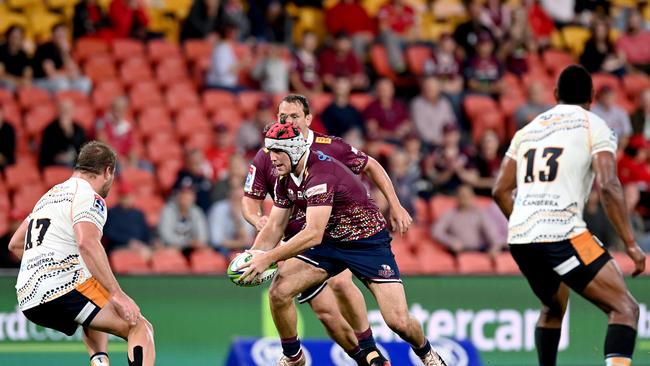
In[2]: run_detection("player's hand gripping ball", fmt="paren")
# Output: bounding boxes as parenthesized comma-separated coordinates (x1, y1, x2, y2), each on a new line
(227, 252, 278, 287)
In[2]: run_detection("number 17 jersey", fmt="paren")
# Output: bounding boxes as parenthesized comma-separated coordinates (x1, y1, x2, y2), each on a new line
(15, 177, 108, 311)
(505, 104, 617, 244)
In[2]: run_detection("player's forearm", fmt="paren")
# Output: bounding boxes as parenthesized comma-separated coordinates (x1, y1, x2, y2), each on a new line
(241, 197, 264, 227)
(492, 189, 514, 218)
(267, 228, 321, 263)
(8, 241, 24, 260)
(78, 240, 122, 294)
(599, 181, 636, 246)
(251, 223, 284, 251)
(365, 157, 402, 209)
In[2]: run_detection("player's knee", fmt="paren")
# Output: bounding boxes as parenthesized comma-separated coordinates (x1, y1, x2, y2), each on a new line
(269, 282, 293, 307)
(385, 313, 411, 335)
(313, 306, 338, 328)
(539, 303, 565, 323)
(616, 297, 640, 323)
(328, 277, 355, 297)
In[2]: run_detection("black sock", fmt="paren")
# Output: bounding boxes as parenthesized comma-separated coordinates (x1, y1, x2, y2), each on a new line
(356, 327, 377, 350)
(280, 336, 302, 359)
(535, 327, 561, 366)
(347, 346, 365, 365)
(127, 346, 143, 366)
(604, 324, 636, 360)
(412, 340, 432, 358)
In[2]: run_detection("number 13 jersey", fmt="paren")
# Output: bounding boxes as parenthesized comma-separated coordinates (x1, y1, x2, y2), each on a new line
(16, 177, 108, 311)
(505, 104, 617, 244)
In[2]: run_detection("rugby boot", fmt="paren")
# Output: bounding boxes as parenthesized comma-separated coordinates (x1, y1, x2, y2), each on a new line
(420, 349, 447, 366)
(364, 347, 391, 366)
(277, 352, 306, 366)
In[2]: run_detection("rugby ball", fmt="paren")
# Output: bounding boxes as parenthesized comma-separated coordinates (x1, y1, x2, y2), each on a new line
(227, 252, 278, 287)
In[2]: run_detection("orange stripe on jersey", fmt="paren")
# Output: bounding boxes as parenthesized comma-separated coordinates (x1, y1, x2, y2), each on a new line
(76, 278, 109, 308)
(570, 231, 604, 265)
(70, 179, 79, 221)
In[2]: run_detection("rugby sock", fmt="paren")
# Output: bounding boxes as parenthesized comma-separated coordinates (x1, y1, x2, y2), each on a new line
(356, 327, 377, 350)
(412, 340, 432, 358)
(127, 346, 143, 366)
(604, 324, 636, 366)
(535, 327, 561, 366)
(346, 346, 365, 365)
(281, 336, 303, 360)
(90, 352, 109, 366)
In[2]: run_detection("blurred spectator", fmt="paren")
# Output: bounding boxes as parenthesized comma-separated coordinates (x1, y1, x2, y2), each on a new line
(236, 98, 273, 153)
(388, 148, 419, 218)
(617, 9, 650, 73)
(0, 211, 24, 268)
(180, 0, 222, 41)
(591, 86, 632, 149)
(499, 7, 536, 76)
(39, 100, 86, 169)
(104, 182, 156, 257)
(617, 135, 650, 188)
(363, 78, 412, 142)
(584, 189, 620, 250)
(514, 82, 551, 129)
(324, 0, 375, 58)
(73, 0, 111, 39)
(247, 0, 286, 43)
(377, 0, 416, 73)
(464, 33, 504, 98)
(207, 188, 255, 254)
(540, 0, 575, 25)
(454, 0, 494, 58)
(424, 34, 464, 97)
(526, 0, 554, 47)
(222, 0, 250, 41)
(631, 88, 650, 139)
(471, 130, 502, 197)
(321, 77, 365, 137)
(432, 184, 506, 255)
(211, 153, 248, 202)
(206, 123, 236, 180)
(94, 96, 133, 161)
(251, 43, 289, 93)
(174, 149, 214, 213)
(0, 26, 32, 91)
(158, 182, 209, 254)
(410, 77, 457, 147)
(319, 32, 368, 91)
(431, 124, 477, 194)
(0, 107, 15, 172)
(108, 0, 149, 40)
(580, 17, 626, 76)
(480, 0, 512, 41)
(33, 23, 92, 94)
(290, 31, 322, 94)
(206, 24, 246, 91)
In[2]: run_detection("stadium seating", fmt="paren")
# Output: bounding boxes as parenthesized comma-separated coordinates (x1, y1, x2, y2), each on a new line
(457, 252, 494, 274)
(189, 248, 228, 274)
(494, 252, 520, 274)
(84, 55, 117, 84)
(112, 39, 145, 62)
(418, 247, 457, 274)
(132, 193, 165, 227)
(119, 166, 157, 195)
(147, 39, 182, 64)
(151, 248, 191, 274)
(43, 166, 72, 187)
(406, 45, 433, 76)
(109, 249, 151, 274)
(74, 37, 109, 63)
(18, 87, 51, 110)
(611, 252, 636, 275)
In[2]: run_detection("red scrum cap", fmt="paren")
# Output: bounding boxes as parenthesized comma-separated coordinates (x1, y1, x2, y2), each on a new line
(264, 122, 309, 166)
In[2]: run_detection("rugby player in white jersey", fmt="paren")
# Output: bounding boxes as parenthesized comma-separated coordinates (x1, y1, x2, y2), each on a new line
(8, 141, 155, 366)
(493, 65, 645, 366)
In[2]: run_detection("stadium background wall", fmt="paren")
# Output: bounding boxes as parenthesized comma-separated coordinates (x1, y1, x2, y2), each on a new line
(1, 275, 650, 366)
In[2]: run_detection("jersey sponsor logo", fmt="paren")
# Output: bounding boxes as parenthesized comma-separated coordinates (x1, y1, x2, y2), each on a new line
(378, 264, 395, 278)
(244, 165, 256, 192)
(92, 195, 105, 214)
(305, 183, 327, 198)
(315, 150, 332, 161)
(315, 136, 332, 144)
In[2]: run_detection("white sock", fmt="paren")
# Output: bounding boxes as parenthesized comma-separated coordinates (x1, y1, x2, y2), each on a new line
(90, 352, 110, 366)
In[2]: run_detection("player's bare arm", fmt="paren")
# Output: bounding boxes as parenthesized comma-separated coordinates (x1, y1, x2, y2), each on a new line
(593, 151, 646, 276)
(363, 156, 413, 234)
(240, 205, 331, 282)
(8, 219, 28, 260)
(74, 222, 140, 324)
(492, 157, 517, 219)
(250, 205, 291, 251)
(241, 196, 269, 231)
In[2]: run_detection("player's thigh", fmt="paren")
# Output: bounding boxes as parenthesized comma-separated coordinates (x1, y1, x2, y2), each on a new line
(366, 282, 410, 322)
(510, 244, 564, 308)
(87, 301, 130, 340)
(271, 257, 329, 300)
(578, 260, 638, 316)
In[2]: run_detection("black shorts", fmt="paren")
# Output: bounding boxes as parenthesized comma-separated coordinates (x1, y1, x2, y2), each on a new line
(297, 281, 328, 304)
(296, 229, 401, 285)
(510, 231, 612, 304)
(22, 278, 109, 336)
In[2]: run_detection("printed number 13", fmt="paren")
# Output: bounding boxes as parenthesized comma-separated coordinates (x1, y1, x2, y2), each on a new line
(523, 147, 564, 183)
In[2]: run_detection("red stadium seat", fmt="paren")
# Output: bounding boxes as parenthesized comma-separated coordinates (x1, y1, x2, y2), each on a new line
(73, 103, 96, 131)
(11, 184, 47, 215)
(0, 88, 13, 105)
(457, 252, 494, 274)
(494, 252, 520, 274)
(166, 85, 200, 112)
(74, 37, 109, 62)
(237, 91, 269, 118)
(591, 72, 622, 95)
(132, 193, 165, 227)
(109, 249, 151, 274)
(369, 44, 395, 79)
(203, 90, 238, 115)
(414, 198, 431, 224)
(185, 131, 214, 150)
(112, 39, 145, 62)
(463, 95, 498, 120)
(151, 248, 191, 274)
(24, 104, 57, 138)
(43, 166, 72, 187)
(83, 55, 117, 83)
(55, 90, 88, 104)
(18, 87, 51, 110)
(349, 93, 373, 111)
(611, 252, 636, 275)
(92, 80, 124, 112)
(147, 39, 181, 63)
(418, 247, 457, 274)
(120, 57, 153, 86)
(119, 166, 157, 195)
(189, 248, 228, 274)
(176, 107, 211, 140)
(308, 92, 333, 115)
(212, 106, 244, 130)
(129, 81, 163, 112)
(471, 110, 506, 144)
(622, 73, 650, 101)
(430, 195, 456, 222)
(156, 160, 183, 192)
(155, 57, 189, 87)
(542, 49, 574, 75)
(183, 39, 212, 63)
(2, 102, 21, 126)
(392, 245, 422, 275)
(137, 106, 173, 139)
(406, 45, 433, 76)
(147, 136, 183, 167)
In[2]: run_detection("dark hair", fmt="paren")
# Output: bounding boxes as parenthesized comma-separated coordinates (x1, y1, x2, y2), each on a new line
(556, 65, 593, 105)
(281, 94, 311, 117)
(74, 141, 117, 176)
(5, 25, 24, 39)
(51, 22, 67, 33)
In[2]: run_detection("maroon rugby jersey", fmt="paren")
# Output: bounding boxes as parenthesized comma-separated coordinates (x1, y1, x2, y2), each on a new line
(274, 149, 386, 241)
(243, 130, 369, 238)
